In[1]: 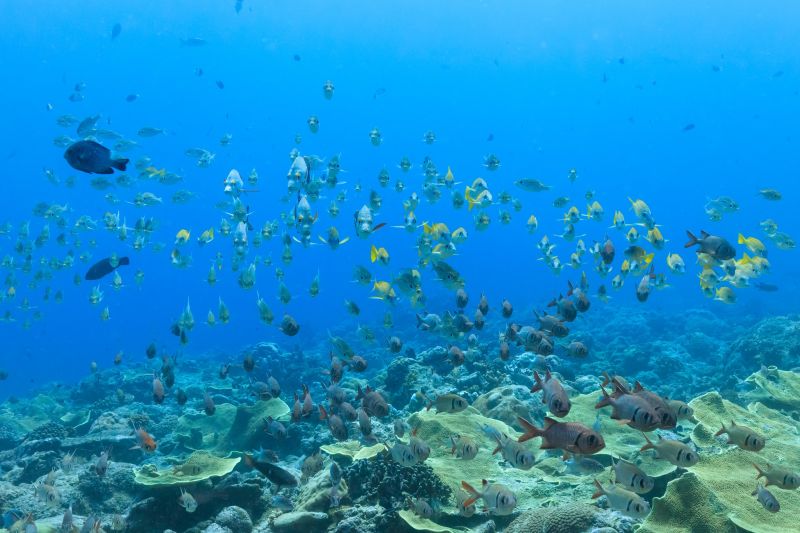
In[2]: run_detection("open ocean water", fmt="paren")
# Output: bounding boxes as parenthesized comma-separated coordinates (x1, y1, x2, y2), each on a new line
(0, 2, 798, 532)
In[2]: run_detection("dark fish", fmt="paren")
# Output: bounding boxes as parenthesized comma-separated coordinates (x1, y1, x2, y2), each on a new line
(64, 140, 128, 174)
(373, 88, 387, 99)
(181, 37, 207, 47)
(684, 230, 736, 260)
(195, 67, 204, 77)
(618, 57, 625, 64)
(125, 94, 139, 103)
(85, 256, 130, 280)
(773, 70, 784, 78)
(216, 80, 225, 89)
(682, 123, 695, 132)
(111, 23, 122, 40)
(243, 454, 298, 487)
(293, 54, 301, 62)
(487, 133, 494, 141)
(754, 282, 778, 292)
(235, 0, 244, 13)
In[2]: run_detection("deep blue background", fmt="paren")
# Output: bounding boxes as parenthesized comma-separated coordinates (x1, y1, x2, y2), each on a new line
(0, 0, 798, 398)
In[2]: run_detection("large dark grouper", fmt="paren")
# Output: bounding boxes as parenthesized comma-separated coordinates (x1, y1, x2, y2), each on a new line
(64, 140, 129, 174)
(684, 230, 736, 260)
(85, 256, 130, 280)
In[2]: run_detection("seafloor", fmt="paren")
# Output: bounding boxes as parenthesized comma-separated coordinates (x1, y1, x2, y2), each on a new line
(1, 309, 798, 532)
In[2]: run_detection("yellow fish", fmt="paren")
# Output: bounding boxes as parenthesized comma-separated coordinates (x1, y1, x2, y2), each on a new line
(610, 210, 625, 230)
(371, 281, 397, 303)
(738, 234, 767, 257)
(175, 229, 191, 245)
(197, 228, 214, 246)
(423, 222, 450, 241)
(370, 245, 390, 265)
(451, 227, 468, 244)
(715, 286, 736, 304)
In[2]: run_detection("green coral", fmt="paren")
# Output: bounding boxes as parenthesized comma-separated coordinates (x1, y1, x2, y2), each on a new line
(504, 502, 597, 533)
(640, 387, 800, 533)
(741, 366, 800, 417)
(175, 402, 238, 450)
(173, 398, 290, 453)
(397, 510, 470, 533)
(133, 450, 240, 486)
(223, 398, 291, 452)
(320, 440, 386, 461)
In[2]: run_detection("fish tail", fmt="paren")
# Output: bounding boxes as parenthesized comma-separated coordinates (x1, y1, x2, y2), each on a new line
(684, 230, 698, 248)
(639, 432, 654, 452)
(713, 423, 726, 437)
(112, 158, 129, 171)
(753, 463, 766, 480)
(516, 416, 542, 443)
(738, 233, 746, 244)
(530, 371, 543, 393)
(591, 479, 604, 499)
(461, 481, 480, 505)
(595, 385, 612, 408)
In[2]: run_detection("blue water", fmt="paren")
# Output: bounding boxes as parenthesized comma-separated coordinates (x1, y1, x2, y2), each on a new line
(0, 0, 798, 399)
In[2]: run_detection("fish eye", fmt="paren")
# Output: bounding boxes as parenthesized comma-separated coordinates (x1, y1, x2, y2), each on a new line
(588, 435, 596, 445)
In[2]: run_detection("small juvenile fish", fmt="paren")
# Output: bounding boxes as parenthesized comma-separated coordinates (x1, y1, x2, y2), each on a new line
(460, 480, 517, 516)
(640, 434, 698, 467)
(450, 435, 479, 460)
(389, 442, 418, 467)
(752, 483, 780, 513)
(178, 488, 197, 512)
(424, 393, 468, 414)
(530, 369, 571, 417)
(592, 479, 650, 518)
(612, 457, 654, 494)
(409, 427, 431, 462)
(668, 399, 694, 420)
(486, 427, 534, 470)
(714, 420, 765, 451)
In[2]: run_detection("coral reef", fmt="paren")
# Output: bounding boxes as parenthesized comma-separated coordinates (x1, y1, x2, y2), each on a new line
(504, 503, 597, 533)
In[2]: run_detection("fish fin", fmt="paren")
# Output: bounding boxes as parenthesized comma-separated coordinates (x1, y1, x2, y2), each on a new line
(738, 233, 746, 244)
(461, 480, 479, 501)
(372, 222, 387, 232)
(111, 158, 129, 171)
(530, 371, 543, 393)
(491, 443, 501, 455)
(516, 416, 542, 443)
(713, 423, 726, 437)
(700, 230, 711, 238)
(340, 237, 349, 245)
(370, 245, 378, 263)
(595, 385, 612, 408)
(616, 419, 631, 426)
(639, 433, 654, 452)
(591, 479, 604, 499)
(684, 230, 698, 248)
